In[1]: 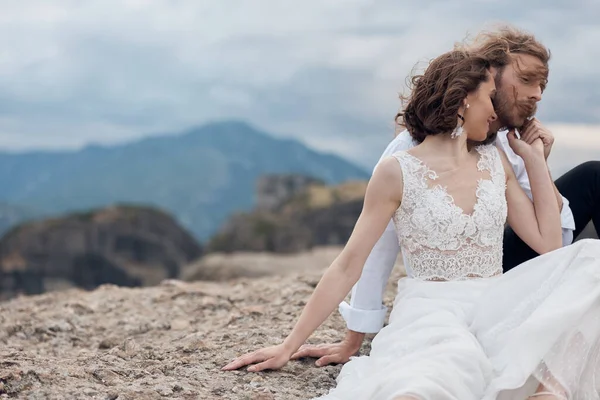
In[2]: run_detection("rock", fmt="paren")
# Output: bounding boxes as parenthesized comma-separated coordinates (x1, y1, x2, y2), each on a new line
(108, 348, 128, 360)
(256, 175, 324, 212)
(153, 385, 173, 397)
(122, 338, 139, 357)
(0, 248, 406, 398)
(47, 320, 73, 333)
(181, 247, 344, 282)
(252, 392, 275, 400)
(159, 279, 188, 289)
(178, 332, 207, 353)
(206, 178, 367, 254)
(172, 384, 183, 392)
(98, 337, 120, 350)
(0, 205, 203, 301)
(91, 369, 121, 386)
(169, 319, 190, 331)
(242, 305, 265, 315)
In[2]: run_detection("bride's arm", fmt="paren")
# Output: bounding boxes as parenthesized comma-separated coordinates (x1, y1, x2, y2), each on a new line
(501, 135, 562, 254)
(222, 156, 404, 372)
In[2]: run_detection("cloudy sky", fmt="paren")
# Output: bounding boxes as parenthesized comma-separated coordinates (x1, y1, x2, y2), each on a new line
(0, 0, 599, 167)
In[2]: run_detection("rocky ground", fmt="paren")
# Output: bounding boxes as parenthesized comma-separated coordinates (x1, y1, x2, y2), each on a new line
(0, 248, 405, 400)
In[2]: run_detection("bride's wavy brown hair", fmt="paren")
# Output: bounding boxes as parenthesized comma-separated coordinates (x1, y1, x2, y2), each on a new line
(396, 50, 491, 143)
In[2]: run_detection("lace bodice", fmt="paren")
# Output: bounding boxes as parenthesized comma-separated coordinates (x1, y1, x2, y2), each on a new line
(392, 145, 507, 281)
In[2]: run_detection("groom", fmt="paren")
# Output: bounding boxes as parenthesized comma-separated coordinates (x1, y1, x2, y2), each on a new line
(292, 26, 600, 366)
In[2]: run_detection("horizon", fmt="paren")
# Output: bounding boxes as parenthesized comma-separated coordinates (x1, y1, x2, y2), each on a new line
(0, 119, 597, 174)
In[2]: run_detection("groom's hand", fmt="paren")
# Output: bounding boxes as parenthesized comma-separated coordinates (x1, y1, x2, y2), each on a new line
(290, 330, 365, 367)
(508, 129, 545, 160)
(519, 118, 554, 160)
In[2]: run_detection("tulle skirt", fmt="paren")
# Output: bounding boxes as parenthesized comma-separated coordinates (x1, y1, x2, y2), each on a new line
(316, 239, 600, 399)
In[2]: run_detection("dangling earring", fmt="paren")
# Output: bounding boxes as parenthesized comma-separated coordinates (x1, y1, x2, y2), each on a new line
(451, 104, 469, 139)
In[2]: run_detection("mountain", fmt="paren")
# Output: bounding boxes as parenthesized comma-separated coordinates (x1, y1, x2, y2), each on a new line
(0, 121, 369, 240)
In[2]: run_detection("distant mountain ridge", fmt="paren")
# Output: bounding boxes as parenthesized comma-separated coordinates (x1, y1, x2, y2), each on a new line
(0, 121, 369, 240)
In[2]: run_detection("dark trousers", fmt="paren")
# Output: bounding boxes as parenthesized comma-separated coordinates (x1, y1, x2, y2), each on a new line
(502, 161, 600, 272)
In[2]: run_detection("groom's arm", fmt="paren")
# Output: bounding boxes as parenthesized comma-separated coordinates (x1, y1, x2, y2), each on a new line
(338, 221, 400, 333)
(496, 132, 575, 246)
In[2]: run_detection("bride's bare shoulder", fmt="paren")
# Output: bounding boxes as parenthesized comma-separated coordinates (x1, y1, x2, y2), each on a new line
(375, 154, 405, 178)
(368, 155, 405, 201)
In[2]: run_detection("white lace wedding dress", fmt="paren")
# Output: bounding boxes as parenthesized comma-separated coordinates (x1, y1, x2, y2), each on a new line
(317, 144, 600, 400)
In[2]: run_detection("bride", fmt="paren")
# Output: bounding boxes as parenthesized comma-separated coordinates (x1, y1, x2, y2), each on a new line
(223, 49, 600, 399)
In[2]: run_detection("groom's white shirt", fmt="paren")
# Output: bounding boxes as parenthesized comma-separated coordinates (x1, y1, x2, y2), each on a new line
(338, 129, 577, 333)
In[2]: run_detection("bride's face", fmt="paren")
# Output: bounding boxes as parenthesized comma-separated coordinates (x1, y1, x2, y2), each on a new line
(463, 75, 498, 142)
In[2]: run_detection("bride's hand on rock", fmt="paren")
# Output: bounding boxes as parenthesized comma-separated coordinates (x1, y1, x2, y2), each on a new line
(222, 343, 294, 372)
(290, 335, 362, 367)
(291, 342, 358, 367)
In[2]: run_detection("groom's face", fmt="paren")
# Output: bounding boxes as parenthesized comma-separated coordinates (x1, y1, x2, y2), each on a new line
(488, 53, 548, 134)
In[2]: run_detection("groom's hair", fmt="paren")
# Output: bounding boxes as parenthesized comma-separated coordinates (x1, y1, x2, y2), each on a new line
(396, 50, 491, 143)
(468, 26, 550, 84)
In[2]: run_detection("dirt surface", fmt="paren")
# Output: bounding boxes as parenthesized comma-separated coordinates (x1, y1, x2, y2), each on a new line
(0, 251, 405, 399)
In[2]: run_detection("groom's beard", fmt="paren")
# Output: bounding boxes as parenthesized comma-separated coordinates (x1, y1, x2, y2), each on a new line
(493, 87, 538, 131)
(471, 92, 537, 148)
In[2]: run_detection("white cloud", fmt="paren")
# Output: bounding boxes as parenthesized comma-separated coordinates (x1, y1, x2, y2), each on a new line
(0, 0, 598, 166)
